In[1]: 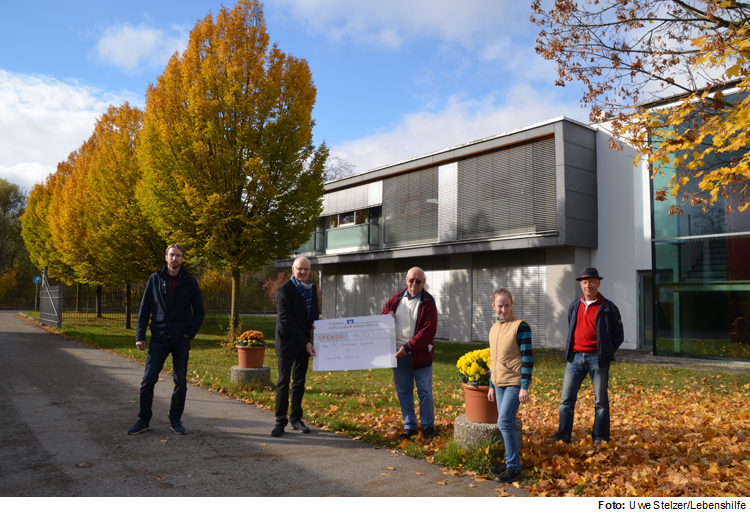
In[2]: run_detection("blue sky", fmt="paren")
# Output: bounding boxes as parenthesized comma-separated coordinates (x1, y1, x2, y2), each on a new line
(0, 0, 587, 191)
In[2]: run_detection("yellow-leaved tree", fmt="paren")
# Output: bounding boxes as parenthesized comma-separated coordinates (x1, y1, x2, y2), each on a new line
(138, 0, 328, 335)
(85, 103, 166, 327)
(532, 0, 750, 213)
(47, 135, 110, 316)
(21, 158, 78, 285)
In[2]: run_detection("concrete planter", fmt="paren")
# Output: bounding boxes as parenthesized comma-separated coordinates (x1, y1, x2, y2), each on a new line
(453, 413, 523, 451)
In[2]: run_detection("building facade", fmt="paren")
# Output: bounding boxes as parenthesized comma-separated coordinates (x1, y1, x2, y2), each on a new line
(282, 116, 658, 350)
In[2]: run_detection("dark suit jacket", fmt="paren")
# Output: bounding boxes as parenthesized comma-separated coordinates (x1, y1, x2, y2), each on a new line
(275, 279, 319, 359)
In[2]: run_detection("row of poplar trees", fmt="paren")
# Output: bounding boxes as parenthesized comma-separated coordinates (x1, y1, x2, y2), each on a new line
(21, 0, 328, 333)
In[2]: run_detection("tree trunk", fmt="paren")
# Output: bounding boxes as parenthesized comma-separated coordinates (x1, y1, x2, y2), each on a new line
(96, 285, 103, 318)
(229, 268, 240, 343)
(125, 283, 132, 329)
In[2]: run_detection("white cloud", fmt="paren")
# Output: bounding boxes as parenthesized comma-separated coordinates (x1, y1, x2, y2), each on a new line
(95, 23, 188, 74)
(271, 0, 529, 48)
(0, 163, 53, 192)
(331, 85, 588, 173)
(0, 70, 136, 191)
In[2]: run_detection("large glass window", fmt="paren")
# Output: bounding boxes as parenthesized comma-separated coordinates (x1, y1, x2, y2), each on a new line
(654, 236, 750, 359)
(653, 95, 750, 240)
(328, 209, 369, 229)
(653, 172, 750, 239)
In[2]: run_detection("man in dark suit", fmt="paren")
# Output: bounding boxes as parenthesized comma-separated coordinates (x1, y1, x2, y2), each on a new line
(272, 256, 319, 437)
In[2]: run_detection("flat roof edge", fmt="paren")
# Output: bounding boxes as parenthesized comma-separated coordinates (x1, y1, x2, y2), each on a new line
(325, 116, 593, 190)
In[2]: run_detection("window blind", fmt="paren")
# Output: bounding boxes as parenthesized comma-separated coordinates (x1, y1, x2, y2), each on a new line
(472, 250, 547, 346)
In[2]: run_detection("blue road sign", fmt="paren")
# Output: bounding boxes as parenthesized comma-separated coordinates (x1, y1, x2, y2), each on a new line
(33, 276, 41, 284)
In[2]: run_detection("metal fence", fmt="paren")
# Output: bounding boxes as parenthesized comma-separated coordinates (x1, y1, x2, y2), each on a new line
(44, 282, 279, 328)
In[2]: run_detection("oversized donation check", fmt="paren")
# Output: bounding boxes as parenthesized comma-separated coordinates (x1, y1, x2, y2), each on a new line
(312, 315, 397, 372)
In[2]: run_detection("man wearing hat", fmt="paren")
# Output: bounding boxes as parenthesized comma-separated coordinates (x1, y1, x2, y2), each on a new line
(551, 267, 623, 444)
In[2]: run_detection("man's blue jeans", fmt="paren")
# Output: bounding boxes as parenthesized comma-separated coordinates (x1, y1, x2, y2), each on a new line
(138, 337, 190, 424)
(392, 353, 434, 430)
(493, 385, 521, 470)
(554, 351, 610, 443)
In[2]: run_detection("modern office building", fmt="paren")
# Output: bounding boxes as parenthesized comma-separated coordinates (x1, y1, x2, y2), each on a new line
(283, 116, 655, 351)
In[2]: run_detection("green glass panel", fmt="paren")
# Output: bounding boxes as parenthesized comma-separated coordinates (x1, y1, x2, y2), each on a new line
(295, 233, 316, 254)
(369, 223, 379, 246)
(327, 225, 369, 249)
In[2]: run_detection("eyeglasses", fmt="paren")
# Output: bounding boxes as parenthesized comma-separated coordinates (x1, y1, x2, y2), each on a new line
(294, 267, 311, 272)
(407, 279, 423, 284)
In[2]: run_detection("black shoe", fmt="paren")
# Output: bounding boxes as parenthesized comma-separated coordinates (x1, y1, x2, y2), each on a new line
(127, 420, 149, 435)
(545, 437, 567, 444)
(271, 421, 286, 437)
(424, 427, 436, 440)
(489, 464, 507, 476)
(291, 420, 310, 434)
(170, 421, 186, 435)
(495, 468, 521, 483)
(400, 428, 418, 439)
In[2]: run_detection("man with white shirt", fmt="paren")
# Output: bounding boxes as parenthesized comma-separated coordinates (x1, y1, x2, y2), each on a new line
(381, 267, 438, 440)
(551, 267, 623, 444)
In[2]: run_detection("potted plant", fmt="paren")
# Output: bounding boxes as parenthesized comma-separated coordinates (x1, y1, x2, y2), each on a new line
(236, 330, 267, 368)
(456, 348, 498, 424)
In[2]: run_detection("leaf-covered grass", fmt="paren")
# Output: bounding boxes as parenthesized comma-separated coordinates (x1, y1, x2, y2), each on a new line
(25, 313, 750, 496)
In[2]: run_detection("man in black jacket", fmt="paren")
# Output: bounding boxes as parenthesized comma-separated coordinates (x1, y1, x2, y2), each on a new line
(272, 256, 318, 437)
(550, 267, 623, 444)
(127, 244, 205, 435)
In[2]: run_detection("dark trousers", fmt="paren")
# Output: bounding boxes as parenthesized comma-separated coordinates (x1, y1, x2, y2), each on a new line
(138, 337, 190, 424)
(275, 350, 309, 424)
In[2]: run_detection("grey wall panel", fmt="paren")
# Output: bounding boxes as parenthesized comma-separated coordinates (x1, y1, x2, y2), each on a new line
(563, 141, 597, 172)
(564, 218, 598, 248)
(561, 120, 597, 150)
(564, 166, 598, 196)
(564, 190, 598, 222)
(438, 163, 458, 243)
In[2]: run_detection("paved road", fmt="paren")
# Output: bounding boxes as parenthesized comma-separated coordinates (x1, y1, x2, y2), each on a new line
(0, 312, 524, 497)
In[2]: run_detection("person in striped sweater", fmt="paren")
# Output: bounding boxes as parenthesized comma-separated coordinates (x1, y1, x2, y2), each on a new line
(486, 288, 534, 483)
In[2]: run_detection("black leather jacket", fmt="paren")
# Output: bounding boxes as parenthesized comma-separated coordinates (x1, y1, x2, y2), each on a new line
(136, 266, 205, 344)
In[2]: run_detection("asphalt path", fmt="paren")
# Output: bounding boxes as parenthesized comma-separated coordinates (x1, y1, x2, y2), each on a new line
(0, 312, 526, 497)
